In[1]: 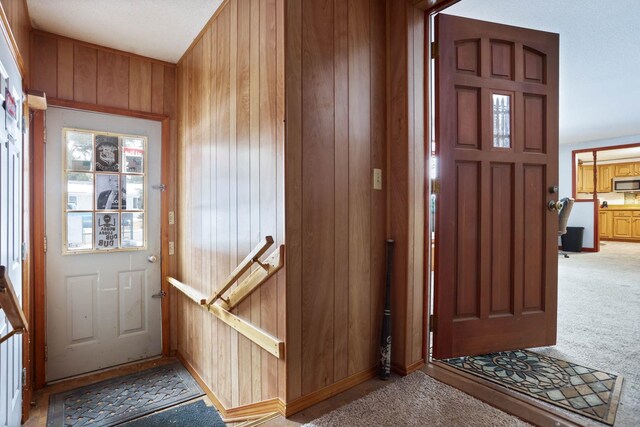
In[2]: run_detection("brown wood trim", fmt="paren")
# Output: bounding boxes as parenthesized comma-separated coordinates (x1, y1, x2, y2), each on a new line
(160, 117, 170, 357)
(176, 352, 285, 420)
(22, 106, 32, 422)
(32, 109, 46, 390)
(0, 1, 26, 78)
(426, 362, 581, 427)
(47, 97, 168, 121)
(30, 29, 176, 68)
(392, 359, 426, 376)
(284, 367, 377, 417)
(573, 199, 595, 203)
(412, 0, 461, 12)
(176, 0, 229, 67)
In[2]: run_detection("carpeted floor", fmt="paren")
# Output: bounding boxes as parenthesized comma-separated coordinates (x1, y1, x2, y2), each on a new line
(303, 370, 531, 427)
(303, 241, 639, 427)
(532, 241, 640, 427)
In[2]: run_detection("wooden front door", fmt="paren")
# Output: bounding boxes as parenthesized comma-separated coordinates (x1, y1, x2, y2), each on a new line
(433, 14, 559, 359)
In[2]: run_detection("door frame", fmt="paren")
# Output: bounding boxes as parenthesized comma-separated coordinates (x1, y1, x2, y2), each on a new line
(32, 99, 173, 388)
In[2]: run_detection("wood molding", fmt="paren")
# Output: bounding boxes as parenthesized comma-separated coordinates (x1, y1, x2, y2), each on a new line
(30, 29, 176, 68)
(0, 0, 26, 78)
(426, 362, 581, 427)
(47, 97, 168, 121)
(284, 367, 377, 417)
(176, 352, 285, 420)
(391, 359, 426, 376)
(32, 109, 46, 390)
(160, 117, 171, 357)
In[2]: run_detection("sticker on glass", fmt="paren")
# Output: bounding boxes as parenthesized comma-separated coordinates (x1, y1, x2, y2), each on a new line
(95, 135, 120, 171)
(95, 213, 119, 250)
(96, 174, 121, 210)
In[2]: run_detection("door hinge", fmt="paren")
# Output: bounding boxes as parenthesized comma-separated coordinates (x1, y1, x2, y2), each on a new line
(152, 290, 167, 299)
(21, 242, 27, 261)
(431, 41, 439, 59)
(429, 314, 437, 333)
(43, 235, 47, 253)
(44, 345, 48, 361)
(22, 367, 27, 387)
(431, 179, 440, 195)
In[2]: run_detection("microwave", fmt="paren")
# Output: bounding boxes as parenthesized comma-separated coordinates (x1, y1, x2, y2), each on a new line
(613, 177, 640, 192)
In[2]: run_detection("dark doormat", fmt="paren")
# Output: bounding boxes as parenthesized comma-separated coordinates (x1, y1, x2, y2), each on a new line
(441, 349, 623, 425)
(46, 362, 206, 427)
(120, 398, 224, 427)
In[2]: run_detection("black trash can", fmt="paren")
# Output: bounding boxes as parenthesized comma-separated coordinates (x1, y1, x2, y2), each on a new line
(561, 226, 584, 252)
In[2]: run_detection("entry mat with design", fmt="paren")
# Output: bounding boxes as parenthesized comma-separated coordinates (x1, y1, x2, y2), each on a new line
(442, 350, 623, 425)
(46, 362, 206, 427)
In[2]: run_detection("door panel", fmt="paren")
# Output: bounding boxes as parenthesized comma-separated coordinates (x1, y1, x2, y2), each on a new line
(45, 108, 162, 381)
(434, 14, 559, 358)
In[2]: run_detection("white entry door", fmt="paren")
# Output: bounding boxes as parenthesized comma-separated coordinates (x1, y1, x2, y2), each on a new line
(45, 107, 162, 381)
(1, 124, 23, 427)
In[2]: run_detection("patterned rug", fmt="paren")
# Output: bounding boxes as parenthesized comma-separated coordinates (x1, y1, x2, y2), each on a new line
(46, 362, 205, 427)
(442, 350, 623, 425)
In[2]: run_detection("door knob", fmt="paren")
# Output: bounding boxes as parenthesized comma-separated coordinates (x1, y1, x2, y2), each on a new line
(148, 255, 158, 263)
(548, 200, 563, 211)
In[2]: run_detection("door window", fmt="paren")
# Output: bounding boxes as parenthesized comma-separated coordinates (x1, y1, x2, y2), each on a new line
(63, 128, 147, 253)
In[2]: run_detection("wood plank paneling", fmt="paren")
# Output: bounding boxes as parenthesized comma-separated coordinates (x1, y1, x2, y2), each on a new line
(129, 58, 152, 112)
(151, 63, 165, 114)
(1, 0, 31, 76)
(31, 33, 57, 97)
(73, 44, 97, 104)
(285, 0, 387, 408)
(176, 0, 285, 411)
(96, 51, 129, 109)
(57, 40, 74, 100)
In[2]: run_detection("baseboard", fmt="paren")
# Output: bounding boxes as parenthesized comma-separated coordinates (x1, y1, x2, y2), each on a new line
(176, 352, 285, 421)
(284, 366, 377, 417)
(392, 359, 425, 376)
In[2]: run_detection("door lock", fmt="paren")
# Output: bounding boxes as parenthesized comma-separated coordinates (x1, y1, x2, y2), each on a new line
(152, 290, 167, 299)
(148, 255, 158, 263)
(548, 200, 563, 211)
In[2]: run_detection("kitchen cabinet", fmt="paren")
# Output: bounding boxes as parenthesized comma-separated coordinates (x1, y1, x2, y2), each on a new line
(597, 164, 614, 193)
(612, 211, 632, 238)
(614, 162, 635, 177)
(599, 210, 612, 238)
(599, 208, 640, 241)
(578, 165, 594, 193)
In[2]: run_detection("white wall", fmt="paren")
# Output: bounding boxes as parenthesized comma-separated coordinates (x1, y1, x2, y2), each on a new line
(559, 134, 640, 248)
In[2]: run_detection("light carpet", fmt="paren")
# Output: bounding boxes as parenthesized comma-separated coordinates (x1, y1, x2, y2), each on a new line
(303, 371, 531, 427)
(304, 242, 639, 427)
(532, 241, 640, 426)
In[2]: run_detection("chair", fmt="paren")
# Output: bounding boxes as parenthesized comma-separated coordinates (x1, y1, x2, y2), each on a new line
(558, 197, 575, 258)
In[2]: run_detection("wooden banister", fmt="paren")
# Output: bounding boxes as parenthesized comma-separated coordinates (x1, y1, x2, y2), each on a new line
(168, 277, 284, 359)
(0, 265, 28, 345)
(204, 236, 274, 307)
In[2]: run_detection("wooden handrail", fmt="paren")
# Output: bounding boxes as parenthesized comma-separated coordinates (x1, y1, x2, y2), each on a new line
(0, 265, 28, 345)
(218, 245, 284, 311)
(168, 277, 284, 359)
(204, 236, 274, 307)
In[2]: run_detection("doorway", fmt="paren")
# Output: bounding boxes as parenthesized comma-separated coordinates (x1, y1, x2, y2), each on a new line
(44, 108, 163, 381)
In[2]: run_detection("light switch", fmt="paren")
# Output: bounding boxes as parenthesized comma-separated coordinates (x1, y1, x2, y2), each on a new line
(169, 241, 175, 255)
(168, 211, 175, 225)
(373, 168, 383, 190)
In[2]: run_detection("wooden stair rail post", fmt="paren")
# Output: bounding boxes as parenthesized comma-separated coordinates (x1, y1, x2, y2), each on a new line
(168, 277, 284, 359)
(204, 236, 274, 307)
(0, 265, 28, 345)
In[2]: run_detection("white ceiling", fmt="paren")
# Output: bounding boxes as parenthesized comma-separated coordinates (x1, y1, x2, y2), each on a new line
(26, 0, 224, 63)
(446, 0, 640, 145)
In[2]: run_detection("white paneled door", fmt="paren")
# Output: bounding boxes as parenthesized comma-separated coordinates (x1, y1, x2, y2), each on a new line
(45, 108, 162, 381)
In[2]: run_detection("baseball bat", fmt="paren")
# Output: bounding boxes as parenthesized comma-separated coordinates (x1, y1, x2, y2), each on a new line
(379, 239, 395, 380)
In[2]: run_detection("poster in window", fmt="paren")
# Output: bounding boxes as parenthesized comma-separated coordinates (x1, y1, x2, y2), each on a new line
(95, 213, 119, 250)
(95, 174, 121, 210)
(95, 135, 119, 171)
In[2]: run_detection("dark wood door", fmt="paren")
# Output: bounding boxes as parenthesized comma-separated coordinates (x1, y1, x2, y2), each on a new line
(433, 14, 559, 359)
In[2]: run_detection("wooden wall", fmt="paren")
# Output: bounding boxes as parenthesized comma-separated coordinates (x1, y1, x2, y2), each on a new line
(285, 0, 387, 407)
(387, 0, 427, 373)
(0, 0, 30, 76)
(176, 0, 285, 410)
